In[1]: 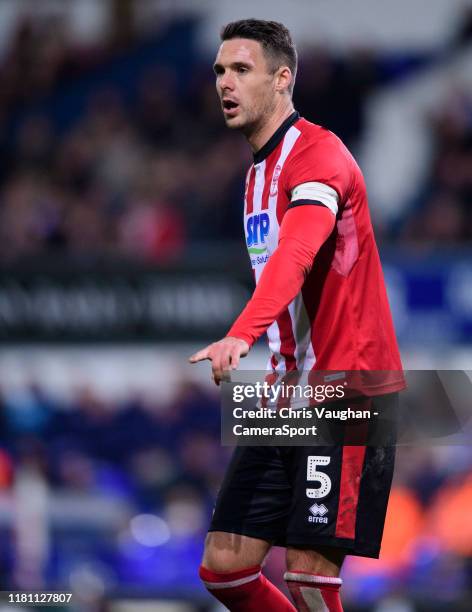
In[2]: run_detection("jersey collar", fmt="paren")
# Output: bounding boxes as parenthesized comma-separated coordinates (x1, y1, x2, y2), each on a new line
(253, 111, 300, 165)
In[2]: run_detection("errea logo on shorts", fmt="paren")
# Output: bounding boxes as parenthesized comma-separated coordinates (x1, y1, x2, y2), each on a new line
(308, 503, 328, 524)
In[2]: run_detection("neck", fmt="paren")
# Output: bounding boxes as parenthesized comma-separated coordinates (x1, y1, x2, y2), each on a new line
(247, 101, 295, 153)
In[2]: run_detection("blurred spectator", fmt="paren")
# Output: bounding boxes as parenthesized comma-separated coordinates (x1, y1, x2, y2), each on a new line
(428, 472, 472, 557)
(402, 89, 472, 244)
(295, 46, 379, 149)
(0, 449, 13, 489)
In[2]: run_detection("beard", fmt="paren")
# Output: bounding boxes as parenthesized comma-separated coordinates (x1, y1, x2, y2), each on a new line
(231, 95, 277, 139)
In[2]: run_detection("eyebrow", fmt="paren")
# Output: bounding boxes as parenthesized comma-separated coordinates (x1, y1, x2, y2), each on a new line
(213, 61, 252, 74)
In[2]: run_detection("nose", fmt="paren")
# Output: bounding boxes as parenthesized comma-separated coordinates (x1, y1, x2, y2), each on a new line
(218, 70, 235, 92)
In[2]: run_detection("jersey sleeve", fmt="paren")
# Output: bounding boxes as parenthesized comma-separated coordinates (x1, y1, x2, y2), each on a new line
(282, 133, 353, 213)
(227, 205, 335, 347)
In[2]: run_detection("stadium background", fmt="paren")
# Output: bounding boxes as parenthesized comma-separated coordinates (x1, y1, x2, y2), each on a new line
(0, 0, 471, 610)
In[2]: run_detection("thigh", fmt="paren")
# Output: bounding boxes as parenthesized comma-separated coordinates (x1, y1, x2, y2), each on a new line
(286, 545, 346, 575)
(209, 445, 293, 546)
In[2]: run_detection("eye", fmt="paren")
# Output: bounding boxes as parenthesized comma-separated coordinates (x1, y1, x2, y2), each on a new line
(237, 66, 248, 74)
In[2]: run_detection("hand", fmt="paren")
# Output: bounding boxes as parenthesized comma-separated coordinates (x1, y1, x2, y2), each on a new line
(189, 336, 250, 385)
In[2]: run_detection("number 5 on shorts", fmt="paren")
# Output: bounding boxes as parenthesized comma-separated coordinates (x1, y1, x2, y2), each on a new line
(306, 455, 331, 499)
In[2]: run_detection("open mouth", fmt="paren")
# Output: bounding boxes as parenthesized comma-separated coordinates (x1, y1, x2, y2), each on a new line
(222, 100, 239, 114)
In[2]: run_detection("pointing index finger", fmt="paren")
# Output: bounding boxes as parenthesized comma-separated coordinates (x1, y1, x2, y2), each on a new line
(189, 346, 211, 363)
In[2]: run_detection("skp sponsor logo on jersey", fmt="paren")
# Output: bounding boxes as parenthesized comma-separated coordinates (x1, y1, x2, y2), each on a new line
(246, 212, 270, 255)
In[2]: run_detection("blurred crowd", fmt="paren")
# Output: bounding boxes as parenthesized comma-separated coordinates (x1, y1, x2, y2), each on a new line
(0, 16, 251, 263)
(402, 88, 472, 244)
(0, 381, 471, 608)
(1, 15, 470, 265)
(0, 380, 225, 595)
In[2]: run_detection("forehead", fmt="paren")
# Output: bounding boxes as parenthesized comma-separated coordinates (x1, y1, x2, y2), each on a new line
(215, 38, 267, 66)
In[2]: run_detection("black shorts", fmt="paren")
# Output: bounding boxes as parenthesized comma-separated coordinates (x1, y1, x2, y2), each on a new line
(209, 395, 397, 559)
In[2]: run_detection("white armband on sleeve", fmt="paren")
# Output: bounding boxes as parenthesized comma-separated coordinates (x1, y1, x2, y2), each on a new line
(290, 182, 339, 216)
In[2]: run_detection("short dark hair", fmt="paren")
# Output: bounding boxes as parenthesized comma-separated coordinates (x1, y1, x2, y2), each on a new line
(220, 19, 297, 94)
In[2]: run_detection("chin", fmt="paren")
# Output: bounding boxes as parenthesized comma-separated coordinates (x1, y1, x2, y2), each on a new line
(224, 115, 246, 130)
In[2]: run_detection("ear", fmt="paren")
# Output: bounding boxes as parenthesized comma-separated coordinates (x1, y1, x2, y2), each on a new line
(275, 66, 293, 94)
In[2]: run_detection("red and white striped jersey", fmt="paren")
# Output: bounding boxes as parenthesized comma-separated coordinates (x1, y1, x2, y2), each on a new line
(242, 112, 403, 392)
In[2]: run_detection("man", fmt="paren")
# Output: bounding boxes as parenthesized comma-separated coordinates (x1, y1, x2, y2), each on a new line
(190, 19, 404, 612)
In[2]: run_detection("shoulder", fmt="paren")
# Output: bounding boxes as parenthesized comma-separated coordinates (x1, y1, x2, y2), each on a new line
(282, 118, 359, 203)
(291, 119, 355, 166)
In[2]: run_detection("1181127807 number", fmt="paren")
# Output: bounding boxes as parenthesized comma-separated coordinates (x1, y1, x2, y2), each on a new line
(6, 592, 73, 605)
